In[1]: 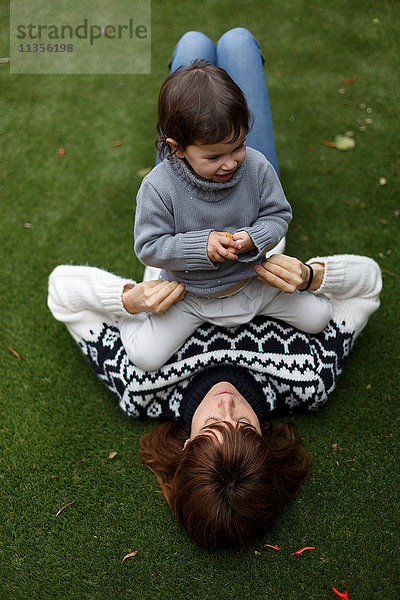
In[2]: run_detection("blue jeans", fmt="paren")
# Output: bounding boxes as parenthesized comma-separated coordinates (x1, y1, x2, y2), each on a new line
(155, 28, 279, 175)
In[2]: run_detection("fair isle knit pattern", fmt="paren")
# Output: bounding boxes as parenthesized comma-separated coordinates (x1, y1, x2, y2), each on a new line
(48, 255, 382, 423)
(78, 315, 354, 421)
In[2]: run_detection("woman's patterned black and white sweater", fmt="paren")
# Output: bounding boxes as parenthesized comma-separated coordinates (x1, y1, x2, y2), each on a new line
(47, 255, 381, 421)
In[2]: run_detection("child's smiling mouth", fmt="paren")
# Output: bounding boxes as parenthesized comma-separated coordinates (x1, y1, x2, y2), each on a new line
(215, 171, 235, 181)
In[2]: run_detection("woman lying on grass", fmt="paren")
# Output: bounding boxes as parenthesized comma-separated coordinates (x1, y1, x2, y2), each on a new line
(48, 252, 381, 549)
(47, 29, 382, 549)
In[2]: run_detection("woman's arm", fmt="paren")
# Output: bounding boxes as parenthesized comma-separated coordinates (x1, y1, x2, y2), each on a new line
(47, 265, 187, 420)
(122, 280, 185, 314)
(254, 254, 324, 292)
(48, 265, 130, 342)
(255, 254, 382, 339)
(48, 265, 184, 343)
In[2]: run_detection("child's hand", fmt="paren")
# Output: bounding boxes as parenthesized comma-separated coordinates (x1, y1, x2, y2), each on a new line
(232, 230, 256, 254)
(207, 231, 241, 262)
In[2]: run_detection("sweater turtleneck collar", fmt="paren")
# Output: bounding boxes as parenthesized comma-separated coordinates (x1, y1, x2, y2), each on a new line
(168, 155, 245, 202)
(180, 365, 267, 434)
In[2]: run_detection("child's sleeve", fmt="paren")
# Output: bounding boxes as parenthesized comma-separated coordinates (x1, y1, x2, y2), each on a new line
(236, 162, 292, 262)
(134, 179, 218, 271)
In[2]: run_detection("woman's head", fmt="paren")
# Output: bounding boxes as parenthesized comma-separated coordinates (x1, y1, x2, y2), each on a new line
(156, 60, 252, 176)
(140, 420, 310, 550)
(186, 380, 262, 443)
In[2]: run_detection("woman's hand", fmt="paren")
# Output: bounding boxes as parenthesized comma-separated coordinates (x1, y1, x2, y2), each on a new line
(122, 280, 185, 315)
(254, 254, 324, 293)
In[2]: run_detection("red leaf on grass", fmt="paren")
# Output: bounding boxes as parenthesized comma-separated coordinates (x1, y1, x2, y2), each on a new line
(341, 78, 355, 85)
(121, 550, 138, 564)
(332, 586, 350, 599)
(290, 546, 316, 556)
(8, 347, 20, 360)
(58, 148, 65, 158)
(322, 140, 336, 147)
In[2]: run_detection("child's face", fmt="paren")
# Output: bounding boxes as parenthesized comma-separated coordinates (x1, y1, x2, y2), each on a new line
(168, 135, 247, 182)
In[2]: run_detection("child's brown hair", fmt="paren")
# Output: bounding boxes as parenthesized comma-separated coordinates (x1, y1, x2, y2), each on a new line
(156, 60, 252, 160)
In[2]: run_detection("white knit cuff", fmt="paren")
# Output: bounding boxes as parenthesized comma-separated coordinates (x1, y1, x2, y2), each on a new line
(100, 278, 137, 316)
(307, 255, 346, 297)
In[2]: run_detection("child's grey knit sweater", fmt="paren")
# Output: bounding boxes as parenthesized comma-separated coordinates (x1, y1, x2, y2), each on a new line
(134, 147, 292, 296)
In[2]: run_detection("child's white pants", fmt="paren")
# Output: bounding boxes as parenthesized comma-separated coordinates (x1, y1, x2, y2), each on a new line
(119, 277, 332, 372)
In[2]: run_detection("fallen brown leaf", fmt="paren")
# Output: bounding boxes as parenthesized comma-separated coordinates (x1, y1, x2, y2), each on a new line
(56, 500, 75, 517)
(121, 550, 138, 564)
(381, 268, 400, 281)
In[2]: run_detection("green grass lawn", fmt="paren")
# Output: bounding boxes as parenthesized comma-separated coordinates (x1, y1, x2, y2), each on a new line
(1, 1, 399, 598)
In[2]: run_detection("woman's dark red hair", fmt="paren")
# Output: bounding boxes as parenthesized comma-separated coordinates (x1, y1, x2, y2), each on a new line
(140, 421, 310, 549)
